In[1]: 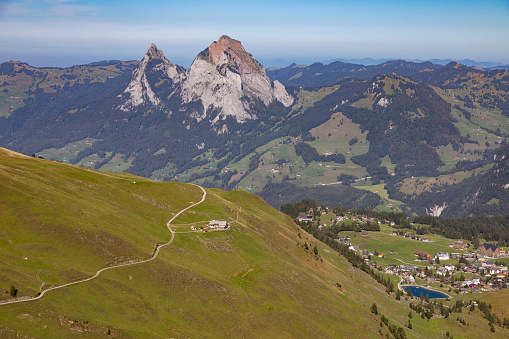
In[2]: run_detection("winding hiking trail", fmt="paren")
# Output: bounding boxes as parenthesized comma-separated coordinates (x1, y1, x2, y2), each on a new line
(0, 185, 207, 306)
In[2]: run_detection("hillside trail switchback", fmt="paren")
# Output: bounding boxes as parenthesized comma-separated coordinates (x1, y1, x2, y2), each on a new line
(0, 185, 207, 306)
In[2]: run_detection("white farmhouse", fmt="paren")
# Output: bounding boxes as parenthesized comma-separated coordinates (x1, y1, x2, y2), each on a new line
(436, 252, 450, 261)
(297, 214, 313, 222)
(208, 220, 229, 229)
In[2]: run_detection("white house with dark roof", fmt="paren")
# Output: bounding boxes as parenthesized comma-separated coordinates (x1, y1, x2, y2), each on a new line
(297, 214, 313, 222)
(208, 220, 229, 229)
(436, 252, 450, 261)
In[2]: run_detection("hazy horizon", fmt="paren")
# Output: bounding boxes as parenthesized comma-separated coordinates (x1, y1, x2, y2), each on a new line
(1, 0, 508, 68)
(0, 52, 506, 70)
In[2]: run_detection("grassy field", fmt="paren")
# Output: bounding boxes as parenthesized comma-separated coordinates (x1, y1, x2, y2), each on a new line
(37, 138, 100, 163)
(355, 183, 406, 211)
(288, 85, 340, 117)
(435, 86, 509, 152)
(0, 148, 201, 297)
(480, 289, 509, 320)
(1, 147, 505, 337)
(309, 112, 368, 145)
(398, 164, 493, 196)
(229, 136, 371, 193)
(0, 149, 389, 337)
(351, 93, 376, 108)
(98, 153, 134, 172)
(342, 224, 466, 267)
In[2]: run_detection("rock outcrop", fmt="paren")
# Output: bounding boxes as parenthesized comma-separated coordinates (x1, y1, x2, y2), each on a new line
(426, 203, 448, 217)
(182, 35, 294, 124)
(120, 43, 184, 111)
(120, 36, 294, 124)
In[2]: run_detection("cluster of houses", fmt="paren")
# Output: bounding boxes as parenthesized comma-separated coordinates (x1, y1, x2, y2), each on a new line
(388, 260, 509, 294)
(449, 241, 468, 250)
(298, 207, 386, 226)
(382, 255, 509, 294)
(336, 234, 509, 295)
(450, 260, 509, 293)
(412, 251, 453, 261)
(298, 205, 509, 295)
(414, 251, 433, 260)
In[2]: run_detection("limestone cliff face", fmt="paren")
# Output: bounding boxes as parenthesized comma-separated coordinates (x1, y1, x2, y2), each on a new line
(182, 35, 294, 124)
(120, 36, 294, 124)
(273, 80, 295, 108)
(120, 43, 184, 111)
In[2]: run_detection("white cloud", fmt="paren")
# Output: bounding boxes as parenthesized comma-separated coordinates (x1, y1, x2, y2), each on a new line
(0, 0, 211, 52)
(1, 19, 209, 43)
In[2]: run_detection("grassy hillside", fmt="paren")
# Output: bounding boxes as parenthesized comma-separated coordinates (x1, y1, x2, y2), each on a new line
(0, 148, 201, 299)
(0, 148, 505, 337)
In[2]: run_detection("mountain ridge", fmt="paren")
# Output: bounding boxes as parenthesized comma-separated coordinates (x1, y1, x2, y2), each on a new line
(120, 42, 184, 110)
(118, 36, 294, 125)
(1, 38, 509, 218)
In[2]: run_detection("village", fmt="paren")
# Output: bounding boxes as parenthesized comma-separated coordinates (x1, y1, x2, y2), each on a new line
(297, 206, 509, 296)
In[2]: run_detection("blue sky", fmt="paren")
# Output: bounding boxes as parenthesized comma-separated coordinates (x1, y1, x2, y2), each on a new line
(0, 0, 508, 67)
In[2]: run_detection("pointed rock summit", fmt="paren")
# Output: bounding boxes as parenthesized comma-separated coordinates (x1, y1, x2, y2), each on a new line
(204, 35, 264, 75)
(182, 35, 294, 124)
(120, 36, 294, 124)
(146, 43, 167, 61)
(120, 43, 183, 111)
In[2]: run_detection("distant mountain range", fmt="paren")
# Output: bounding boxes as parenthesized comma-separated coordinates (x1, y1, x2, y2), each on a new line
(266, 59, 509, 88)
(1, 36, 509, 218)
(260, 57, 508, 69)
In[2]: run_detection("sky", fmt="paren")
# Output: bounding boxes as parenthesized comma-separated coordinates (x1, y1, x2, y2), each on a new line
(0, 0, 508, 68)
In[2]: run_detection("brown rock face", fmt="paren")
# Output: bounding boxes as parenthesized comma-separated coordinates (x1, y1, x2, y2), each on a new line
(202, 35, 264, 75)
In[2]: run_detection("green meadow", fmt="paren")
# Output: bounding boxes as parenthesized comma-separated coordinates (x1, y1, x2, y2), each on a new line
(0, 147, 506, 338)
(342, 224, 466, 267)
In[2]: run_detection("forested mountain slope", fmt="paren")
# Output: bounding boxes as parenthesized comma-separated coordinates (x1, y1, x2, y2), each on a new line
(1, 39, 509, 218)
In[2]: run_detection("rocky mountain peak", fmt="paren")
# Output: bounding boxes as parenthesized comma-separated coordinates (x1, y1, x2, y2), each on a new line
(201, 35, 264, 75)
(120, 38, 294, 124)
(119, 43, 182, 111)
(182, 35, 294, 124)
(146, 43, 169, 62)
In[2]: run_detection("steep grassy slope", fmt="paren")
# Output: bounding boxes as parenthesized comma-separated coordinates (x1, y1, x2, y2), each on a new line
(0, 148, 504, 337)
(0, 148, 202, 300)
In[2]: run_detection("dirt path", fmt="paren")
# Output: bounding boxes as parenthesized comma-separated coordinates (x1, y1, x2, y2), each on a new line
(317, 176, 372, 186)
(0, 185, 207, 306)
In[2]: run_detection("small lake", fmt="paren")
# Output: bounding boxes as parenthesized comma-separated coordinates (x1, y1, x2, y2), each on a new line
(402, 286, 449, 299)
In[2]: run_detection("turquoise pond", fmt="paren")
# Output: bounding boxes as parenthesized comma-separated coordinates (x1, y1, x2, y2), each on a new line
(402, 286, 449, 299)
